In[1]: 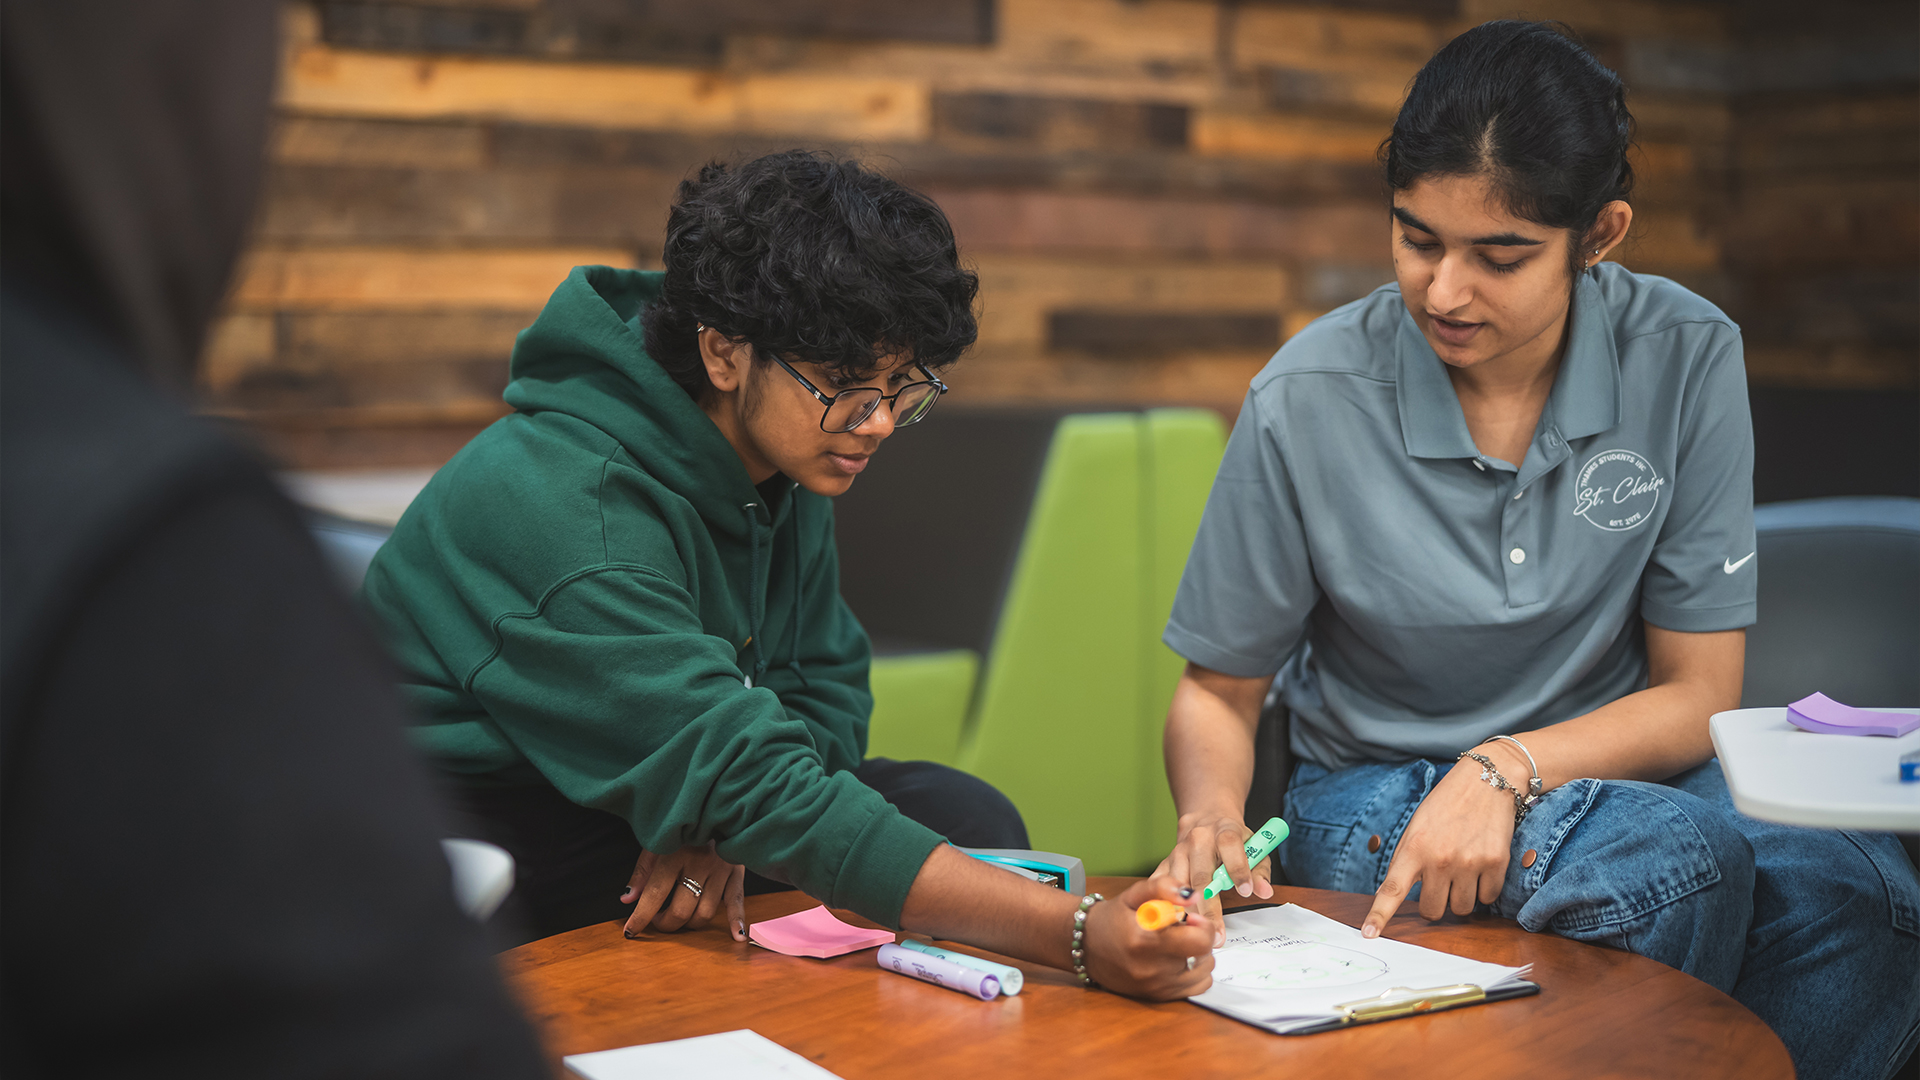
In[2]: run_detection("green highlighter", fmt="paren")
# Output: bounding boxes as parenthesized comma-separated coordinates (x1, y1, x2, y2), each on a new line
(1202, 817, 1291, 900)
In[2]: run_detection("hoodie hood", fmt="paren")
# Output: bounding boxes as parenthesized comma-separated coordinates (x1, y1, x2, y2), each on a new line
(1, 0, 277, 388)
(503, 266, 779, 542)
(1, 0, 278, 718)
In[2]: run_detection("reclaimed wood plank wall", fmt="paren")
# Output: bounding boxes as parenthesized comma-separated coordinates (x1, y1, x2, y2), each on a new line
(208, 0, 1918, 468)
(1721, 1, 1917, 393)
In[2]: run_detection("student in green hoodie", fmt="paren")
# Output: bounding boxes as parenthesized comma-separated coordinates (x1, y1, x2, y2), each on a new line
(362, 152, 1214, 999)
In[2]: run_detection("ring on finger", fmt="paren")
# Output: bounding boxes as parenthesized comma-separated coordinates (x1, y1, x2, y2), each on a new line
(680, 876, 704, 898)
(1186, 956, 1197, 971)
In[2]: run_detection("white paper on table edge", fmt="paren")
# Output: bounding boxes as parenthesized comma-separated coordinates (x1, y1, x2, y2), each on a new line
(563, 1029, 844, 1080)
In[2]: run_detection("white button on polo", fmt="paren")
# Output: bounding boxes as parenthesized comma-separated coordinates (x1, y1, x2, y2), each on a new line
(1472, 460, 1486, 471)
(1509, 547, 1526, 565)
(1513, 489, 1525, 500)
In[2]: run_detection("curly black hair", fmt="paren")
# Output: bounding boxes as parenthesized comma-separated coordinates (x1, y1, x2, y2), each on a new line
(641, 150, 980, 399)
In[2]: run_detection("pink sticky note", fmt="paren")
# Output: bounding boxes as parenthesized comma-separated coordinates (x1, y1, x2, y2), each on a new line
(1786, 692, 1920, 738)
(748, 905, 895, 959)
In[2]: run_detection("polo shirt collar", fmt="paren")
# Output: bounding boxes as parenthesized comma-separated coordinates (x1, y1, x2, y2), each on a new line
(1546, 272, 1620, 441)
(1395, 312, 1476, 459)
(1395, 272, 1621, 460)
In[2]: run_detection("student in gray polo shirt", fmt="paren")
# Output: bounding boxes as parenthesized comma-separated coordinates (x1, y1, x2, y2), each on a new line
(1157, 22, 1918, 1080)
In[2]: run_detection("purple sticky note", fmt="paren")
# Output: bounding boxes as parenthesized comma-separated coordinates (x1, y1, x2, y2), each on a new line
(1786, 692, 1920, 738)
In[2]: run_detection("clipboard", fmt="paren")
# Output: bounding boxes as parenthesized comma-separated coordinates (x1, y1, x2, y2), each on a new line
(1190, 903, 1541, 1036)
(1273, 979, 1541, 1035)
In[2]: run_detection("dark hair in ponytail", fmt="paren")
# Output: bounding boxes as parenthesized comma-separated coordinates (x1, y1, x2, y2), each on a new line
(1383, 20, 1634, 275)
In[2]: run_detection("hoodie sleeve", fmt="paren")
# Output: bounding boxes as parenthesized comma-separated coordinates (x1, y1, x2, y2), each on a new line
(466, 565, 942, 929)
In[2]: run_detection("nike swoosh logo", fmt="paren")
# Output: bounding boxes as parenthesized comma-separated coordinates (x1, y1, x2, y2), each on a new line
(1724, 552, 1756, 574)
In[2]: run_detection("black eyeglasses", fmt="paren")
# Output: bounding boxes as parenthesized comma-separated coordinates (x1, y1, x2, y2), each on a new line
(769, 356, 948, 433)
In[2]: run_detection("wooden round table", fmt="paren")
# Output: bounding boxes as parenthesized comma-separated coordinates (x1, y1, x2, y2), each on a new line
(501, 878, 1792, 1079)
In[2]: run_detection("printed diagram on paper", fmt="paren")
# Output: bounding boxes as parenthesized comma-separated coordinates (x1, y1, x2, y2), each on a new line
(1212, 928, 1390, 990)
(1189, 904, 1533, 1034)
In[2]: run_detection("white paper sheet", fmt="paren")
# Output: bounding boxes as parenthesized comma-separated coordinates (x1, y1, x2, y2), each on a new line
(565, 1029, 844, 1079)
(1189, 904, 1533, 1034)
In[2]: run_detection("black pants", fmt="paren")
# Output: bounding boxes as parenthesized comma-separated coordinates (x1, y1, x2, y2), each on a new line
(443, 758, 1029, 948)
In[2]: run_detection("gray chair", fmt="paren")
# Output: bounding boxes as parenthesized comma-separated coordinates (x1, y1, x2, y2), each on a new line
(307, 511, 392, 593)
(1743, 496, 1920, 873)
(1244, 691, 1292, 873)
(304, 512, 522, 919)
(1740, 496, 1920, 709)
(832, 406, 1075, 658)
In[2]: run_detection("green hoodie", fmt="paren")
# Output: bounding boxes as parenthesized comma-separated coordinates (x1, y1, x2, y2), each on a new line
(360, 266, 943, 927)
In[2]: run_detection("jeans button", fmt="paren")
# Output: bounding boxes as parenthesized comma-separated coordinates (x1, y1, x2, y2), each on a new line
(1521, 848, 1538, 868)
(1367, 834, 1382, 854)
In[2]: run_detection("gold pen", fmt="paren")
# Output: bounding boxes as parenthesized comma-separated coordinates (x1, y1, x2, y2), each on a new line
(1331, 983, 1489, 1025)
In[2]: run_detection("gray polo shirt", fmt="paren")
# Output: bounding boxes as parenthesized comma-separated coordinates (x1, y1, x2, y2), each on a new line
(1165, 264, 1757, 770)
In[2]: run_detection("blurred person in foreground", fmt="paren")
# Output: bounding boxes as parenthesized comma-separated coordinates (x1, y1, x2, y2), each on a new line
(0, 2, 545, 1075)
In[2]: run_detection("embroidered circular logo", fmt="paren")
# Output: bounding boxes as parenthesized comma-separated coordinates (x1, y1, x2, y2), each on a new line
(1572, 448, 1666, 532)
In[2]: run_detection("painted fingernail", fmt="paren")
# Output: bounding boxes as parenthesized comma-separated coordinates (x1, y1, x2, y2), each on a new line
(1177, 886, 1194, 899)
(624, 928, 639, 940)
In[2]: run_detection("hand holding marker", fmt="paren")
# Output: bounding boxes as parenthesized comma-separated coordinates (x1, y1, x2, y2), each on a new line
(1136, 898, 1192, 930)
(1204, 817, 1289, 899)
(1138, 818, 1290, 930)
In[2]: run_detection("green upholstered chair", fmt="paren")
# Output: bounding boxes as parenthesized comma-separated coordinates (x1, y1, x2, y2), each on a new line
(840, 408, 1070, 768)
(865, 648, 979, 764)
(851, 408, 1226, 874)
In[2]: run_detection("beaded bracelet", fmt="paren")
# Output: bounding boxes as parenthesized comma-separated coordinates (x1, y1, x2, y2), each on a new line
(1070, 892, 1104, 986)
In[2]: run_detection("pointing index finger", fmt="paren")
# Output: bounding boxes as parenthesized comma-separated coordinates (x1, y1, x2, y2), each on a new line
(1363, 858, 1416, 939)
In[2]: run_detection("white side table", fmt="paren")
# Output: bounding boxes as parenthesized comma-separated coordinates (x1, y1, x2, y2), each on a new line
(1710, 707, 1920, 831)
(442, 837, 516, 922)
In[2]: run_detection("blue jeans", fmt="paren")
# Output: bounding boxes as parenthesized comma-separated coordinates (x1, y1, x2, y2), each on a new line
(1280, 758, 1920, 1080)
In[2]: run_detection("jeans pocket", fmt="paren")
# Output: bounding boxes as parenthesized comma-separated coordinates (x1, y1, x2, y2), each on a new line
(1281, 759, 1435, 895)
(1494, 778, 1601, 921)
(1844, 831, 1920, 939)
(1277, 816, 1359, 893)
(1511, 780, 1752, 949)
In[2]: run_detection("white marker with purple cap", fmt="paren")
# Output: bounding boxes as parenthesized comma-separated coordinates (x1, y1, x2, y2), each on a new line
(877, 943, 1001, 1000)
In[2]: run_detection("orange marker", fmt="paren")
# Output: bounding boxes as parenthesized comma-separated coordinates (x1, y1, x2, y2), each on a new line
(1135, 899, 1189, 931)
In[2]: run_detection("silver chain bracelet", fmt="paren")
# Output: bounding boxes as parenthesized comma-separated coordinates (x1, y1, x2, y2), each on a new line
(1070, 892, 1103, 986)
(1484, 734, 1545, 805)
(1457, 750, 1540, 824)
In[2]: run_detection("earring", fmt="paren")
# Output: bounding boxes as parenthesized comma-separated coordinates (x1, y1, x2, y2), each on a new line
(696, 323, 706, 331)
